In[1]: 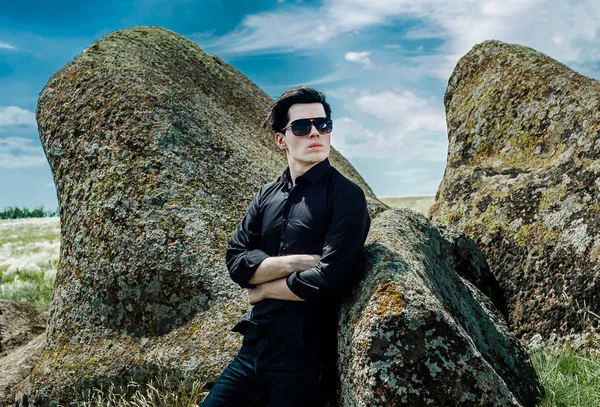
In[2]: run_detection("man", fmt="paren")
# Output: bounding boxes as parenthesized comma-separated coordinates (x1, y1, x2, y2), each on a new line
(201, 87, 370, 407)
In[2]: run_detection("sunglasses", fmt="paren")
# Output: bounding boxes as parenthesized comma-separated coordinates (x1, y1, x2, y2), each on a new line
(280, 117, 333, 136)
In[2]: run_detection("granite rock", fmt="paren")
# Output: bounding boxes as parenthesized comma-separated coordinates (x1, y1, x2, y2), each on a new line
(0, 334, 45, 406)
(0, 301, 47, 405)
(0, 300, 47, 356)
(430, 40, 600, 341)
(337, 209, 540, 406)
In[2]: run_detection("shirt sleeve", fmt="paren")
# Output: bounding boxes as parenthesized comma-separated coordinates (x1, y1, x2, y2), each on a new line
(286, 184, 370, 301)
(225, 187, 270, 289)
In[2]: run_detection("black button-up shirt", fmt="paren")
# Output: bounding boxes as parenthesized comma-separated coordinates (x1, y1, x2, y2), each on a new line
(225, 158, 370, 366)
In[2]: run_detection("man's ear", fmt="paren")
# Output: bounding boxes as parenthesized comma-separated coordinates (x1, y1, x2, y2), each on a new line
(275, 132, 287, 150)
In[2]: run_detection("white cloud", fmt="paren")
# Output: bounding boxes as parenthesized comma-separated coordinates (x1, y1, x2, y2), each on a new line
(194, 7, 334, 54)
(403, 0, 600, 78)
(0, 42, 16, 50)
(331, 90, 447, 159)
(345, 51, 372, 68)
(0, 137, 47, 168)
(330, 116, 377, 158)
(354, 91, 446, 133)
(300, 70, 355, 86)
(384, 168, 432, 178)
(201, 0, 600, 79)
(382, 168, 442, 193)
(0, 106, 36, 127)
(195, 0, 445, 55)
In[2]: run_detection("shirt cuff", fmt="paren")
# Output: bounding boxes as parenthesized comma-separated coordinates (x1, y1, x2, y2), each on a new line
(246, 249, 269, 270)
(286, 270, 320, 301)
(286, 271, 302, 299)
(238, 250, 269, 288)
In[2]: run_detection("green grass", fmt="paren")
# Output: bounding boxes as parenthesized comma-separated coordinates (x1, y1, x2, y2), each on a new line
(0, 217, 60, 310)
(0, 269, 55, 309)
(531, 347, 600, 407)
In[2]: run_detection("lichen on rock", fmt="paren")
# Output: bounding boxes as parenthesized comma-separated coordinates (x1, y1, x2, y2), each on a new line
(337, 209, 540, 406)
(430, 40, 600, 342)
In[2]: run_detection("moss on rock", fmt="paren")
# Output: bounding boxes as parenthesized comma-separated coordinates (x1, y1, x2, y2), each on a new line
(430, 40, 600, 341)
(337, 209, 540, 406)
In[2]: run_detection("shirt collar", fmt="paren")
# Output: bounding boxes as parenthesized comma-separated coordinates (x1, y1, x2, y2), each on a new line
(279, 158, 332, 185)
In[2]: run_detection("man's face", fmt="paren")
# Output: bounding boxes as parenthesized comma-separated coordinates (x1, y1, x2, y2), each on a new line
(276, 103, 331, 168)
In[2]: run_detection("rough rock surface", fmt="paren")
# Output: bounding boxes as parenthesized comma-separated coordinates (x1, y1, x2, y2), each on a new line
(436, 224, 508, 319)
(337, 208, 540, 407)
(429, 40, 600, 341)
(0, 301, 47, 405)
(14, 26, 386, 404)
(0, 300, 47, 356)
(0, 334, 46, 406)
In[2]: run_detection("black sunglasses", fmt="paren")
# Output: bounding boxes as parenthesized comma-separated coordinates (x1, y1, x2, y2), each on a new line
(280, 117, 333, 136)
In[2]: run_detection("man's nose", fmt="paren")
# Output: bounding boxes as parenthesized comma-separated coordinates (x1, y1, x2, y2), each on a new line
(307, 123, 320, 137)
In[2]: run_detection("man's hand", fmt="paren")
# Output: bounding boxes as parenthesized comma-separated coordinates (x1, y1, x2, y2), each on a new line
(247, 286, 264, 305)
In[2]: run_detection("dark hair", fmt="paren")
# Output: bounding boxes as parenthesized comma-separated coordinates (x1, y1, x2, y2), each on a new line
(263, 86, 332, 133)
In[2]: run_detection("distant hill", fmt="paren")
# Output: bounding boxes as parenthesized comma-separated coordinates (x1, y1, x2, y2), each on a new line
(378, 196, 435, 216)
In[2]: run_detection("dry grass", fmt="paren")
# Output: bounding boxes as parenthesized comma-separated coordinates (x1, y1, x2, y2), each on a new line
(0, 217, 59, 310)
(76, 376, 209, 407)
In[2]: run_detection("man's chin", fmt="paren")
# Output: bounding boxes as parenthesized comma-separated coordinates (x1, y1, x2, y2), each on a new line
(308, 152, 329, 162)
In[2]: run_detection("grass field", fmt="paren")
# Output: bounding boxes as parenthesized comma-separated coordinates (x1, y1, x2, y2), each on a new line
(0, 216, 59, 310)
(1, 204, 599, 406)
(379, 195, 436, 215)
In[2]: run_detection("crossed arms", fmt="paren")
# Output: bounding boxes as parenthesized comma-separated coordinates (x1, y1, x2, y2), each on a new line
(225, 183, 370, 304)
(246, 255, 320, 304)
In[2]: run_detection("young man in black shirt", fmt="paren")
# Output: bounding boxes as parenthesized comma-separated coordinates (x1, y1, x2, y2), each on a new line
(201, 87, 371, 407)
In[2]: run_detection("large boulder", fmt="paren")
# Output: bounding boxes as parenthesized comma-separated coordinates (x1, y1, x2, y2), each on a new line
(0, 334, 45, 406)
(14, 26, 386, 404)
(0, 301, 47, 405)
(0, 300, 47, 356)
(337, 208, 540, 407)
(429, 40, 600, 341)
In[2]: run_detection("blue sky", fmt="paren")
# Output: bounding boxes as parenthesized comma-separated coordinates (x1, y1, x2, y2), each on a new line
(2, 0, 600, 210)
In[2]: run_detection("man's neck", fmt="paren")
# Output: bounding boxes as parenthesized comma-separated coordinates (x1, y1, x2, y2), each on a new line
(288, 159, 322, 187)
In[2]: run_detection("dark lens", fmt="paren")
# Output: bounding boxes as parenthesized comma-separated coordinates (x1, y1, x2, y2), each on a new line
(291, 119, 312, 136)
(314, 118, 333, 134)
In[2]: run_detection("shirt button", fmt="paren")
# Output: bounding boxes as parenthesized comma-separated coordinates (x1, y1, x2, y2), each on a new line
(283, 219, 289, 225)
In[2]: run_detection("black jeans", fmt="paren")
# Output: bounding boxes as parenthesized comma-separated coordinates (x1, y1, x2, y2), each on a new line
(200, 338, 324, 407)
